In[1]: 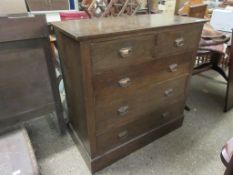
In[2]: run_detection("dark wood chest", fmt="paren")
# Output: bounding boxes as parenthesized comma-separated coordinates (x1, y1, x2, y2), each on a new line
(53, 14, 205, 173)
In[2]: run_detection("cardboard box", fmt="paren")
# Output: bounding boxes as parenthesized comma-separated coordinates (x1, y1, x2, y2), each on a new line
(0, 0, 28, 16)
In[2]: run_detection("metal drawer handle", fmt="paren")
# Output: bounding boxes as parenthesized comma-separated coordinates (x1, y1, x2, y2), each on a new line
(161, 112, 170, 119)
(118, 77, 131, 87)
(175, 38, 185, 47)
(117, 105, 129, 116)
(119, 47, 132, 58)
(118, 130, 128, 139)
(169, 64, 178, 72)
(164, 88, 173, 97)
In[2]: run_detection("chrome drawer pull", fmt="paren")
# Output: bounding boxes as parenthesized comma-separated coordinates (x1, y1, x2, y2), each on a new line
(161, 112, 170, 119)
(164, 88, 173, 97)
(118, 77, 131, 87)
(117, 105, 129, 116)
(119, 47, 132, 58)
(175, 38, 185, 47)
(118, 130, 128, 139)
(169, 64, 178, 72)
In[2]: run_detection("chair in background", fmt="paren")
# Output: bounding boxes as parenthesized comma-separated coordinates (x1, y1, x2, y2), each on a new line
(193, 50, 229, 81)
(178, 0, 209, 17)
(188, 4, 207, 18)
(186, 4, 229, 81)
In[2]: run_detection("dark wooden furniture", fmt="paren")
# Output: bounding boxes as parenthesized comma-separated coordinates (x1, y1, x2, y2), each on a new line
(0, 15, 66, 133)
(224, 156, 233, 175)
(188, 4, 207, 18)
(193, 50, 229, 81)
(26, 0, 69, 11)
(193, 31, 233, 112)
(53, 14, 205, 173)
(225, 32, 233, 111)
(221, 137, 233, 175)
(0, 127, 39, 175)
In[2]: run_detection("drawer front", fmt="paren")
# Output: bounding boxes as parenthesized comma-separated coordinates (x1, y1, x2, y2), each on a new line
(93, 52, 192, 104)
(91, 35, 156, 74)
(154, 26, 201, 58)
(95, 75, 188, 134)
(96, 100, 185, 155)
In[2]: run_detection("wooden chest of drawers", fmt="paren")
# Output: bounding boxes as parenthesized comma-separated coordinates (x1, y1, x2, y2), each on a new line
(53, 14, 205, 173)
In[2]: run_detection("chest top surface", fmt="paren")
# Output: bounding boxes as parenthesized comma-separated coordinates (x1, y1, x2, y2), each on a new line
(52, 14, 206, 41)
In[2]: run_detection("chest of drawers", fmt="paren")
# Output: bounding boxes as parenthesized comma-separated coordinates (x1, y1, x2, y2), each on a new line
(53, 14, 205, 173)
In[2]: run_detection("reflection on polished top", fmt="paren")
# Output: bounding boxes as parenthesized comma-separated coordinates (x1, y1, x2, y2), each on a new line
(52, 14, 207, 41)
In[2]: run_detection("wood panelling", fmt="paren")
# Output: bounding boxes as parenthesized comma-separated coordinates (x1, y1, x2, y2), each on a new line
(26, 0, 69, 11)
(0, 16, 48, 43)
(0, 15, 65, 133)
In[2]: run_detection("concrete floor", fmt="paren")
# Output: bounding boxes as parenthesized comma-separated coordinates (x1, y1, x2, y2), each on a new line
(26, 71, 233, 175)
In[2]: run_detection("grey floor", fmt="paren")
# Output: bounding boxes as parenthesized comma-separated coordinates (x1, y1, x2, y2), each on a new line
(26, 71, 233, 175)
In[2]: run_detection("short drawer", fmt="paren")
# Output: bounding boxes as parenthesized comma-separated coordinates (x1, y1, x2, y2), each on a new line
(95, 75, 188, 134)
(96, 100, 185, 155)
(154, 26, 201, 58)
(91, 34, 156, 74)
(93, 52, 193, 104)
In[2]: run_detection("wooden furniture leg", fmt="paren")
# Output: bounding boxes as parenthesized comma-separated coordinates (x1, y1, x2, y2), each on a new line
(45, 39, 66, 134)
(185, 105, 191, 111)
(211, 52, 229, 81)
(225, 33, 233, 112)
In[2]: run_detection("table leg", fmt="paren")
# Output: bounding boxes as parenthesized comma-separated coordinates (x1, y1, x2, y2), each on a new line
(225, 44, 233, 112)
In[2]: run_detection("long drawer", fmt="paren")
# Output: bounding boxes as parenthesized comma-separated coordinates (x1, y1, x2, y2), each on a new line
(96, 100, 185, 155)
(95, 75, 188, 134)
(93, 52, 192, 105)
(91, 25, 200, 74)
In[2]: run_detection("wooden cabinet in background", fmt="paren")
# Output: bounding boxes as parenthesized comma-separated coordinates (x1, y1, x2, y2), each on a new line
(0, 15, 66, 133)
(53, 14, 206, 173)
(26, 0, 69, 11)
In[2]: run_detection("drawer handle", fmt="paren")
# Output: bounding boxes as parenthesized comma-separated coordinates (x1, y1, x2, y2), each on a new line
(175, 38, 185, 47)
(164, 88, 173, 97)
(161, 112, 170, 119)
(118, 77, 131, 87)
(119, 47, 132, 58)
(169, 64, 178, 72)
(118, 130, 128, 139)
(117, 105, 129, 116)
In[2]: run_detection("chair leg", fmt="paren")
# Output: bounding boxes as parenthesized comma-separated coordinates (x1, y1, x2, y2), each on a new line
(185, 105, 191, 111)
(210, 51, 229, 81)
(212, 65, 229, 81)
(55, 101, 66, 135)
(54, 74, 66, 135)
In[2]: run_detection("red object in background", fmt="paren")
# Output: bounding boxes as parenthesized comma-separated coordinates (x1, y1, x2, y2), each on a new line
(60, 11, 90, 21)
